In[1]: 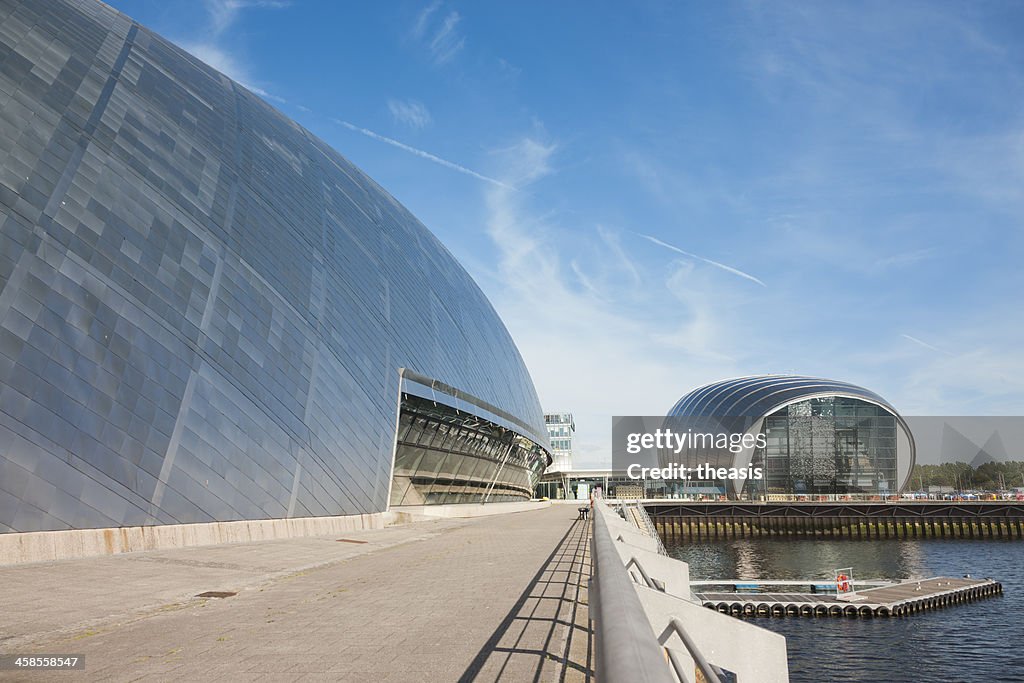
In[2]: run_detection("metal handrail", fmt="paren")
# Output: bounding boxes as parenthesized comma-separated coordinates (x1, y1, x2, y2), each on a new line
(592, 503, 725, 683)
(591, 505, 676, 683)
(624, 556, 664, 592)
(619, 554, 723, 683)
(658, 618, 724, 683)
(593, 499, 787, 683)
(633, 502, 668, 556)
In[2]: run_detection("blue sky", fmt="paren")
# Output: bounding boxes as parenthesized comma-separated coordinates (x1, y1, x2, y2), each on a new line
(110, 0, 1024, 467)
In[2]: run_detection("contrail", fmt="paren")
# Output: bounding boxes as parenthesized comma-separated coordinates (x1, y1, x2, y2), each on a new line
(640, 234, 767, 287)
(332, 119, 512, 190)
(901, 334, 953, 355)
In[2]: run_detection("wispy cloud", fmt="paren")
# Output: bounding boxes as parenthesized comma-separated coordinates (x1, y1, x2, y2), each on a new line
(639, 234, 767, 287)
(597, 226, 642, 288)
(430, 11, 464, 64)
(388, 99, 432, 129)
(180, 41, 287, 104)
(561, 230, 635, 301)
(876, 248, 937, 270)
(497, 57, 522, 79)
(179, 43, 244, 80)
(412, 1, 440, 39)
(332, 119, 511, 189)
(205, 0, 290, 36)
(901, 333, 954, 356)
(741, 2, 1024, 215)
(412, 1, 465, 65)
(473, 136, 742, 467)
(179, 1, 289, 103)
(569, 260, 603, 298)
(246, 85, 286, 103)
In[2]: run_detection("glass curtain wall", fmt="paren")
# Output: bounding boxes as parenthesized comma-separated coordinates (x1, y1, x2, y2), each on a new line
(390, 394, 549, 505)
(754, 397, 898, 494)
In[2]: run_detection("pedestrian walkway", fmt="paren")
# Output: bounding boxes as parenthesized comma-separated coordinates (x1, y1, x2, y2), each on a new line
(0, 505, 593, 682)
(460, 513, 590, 682)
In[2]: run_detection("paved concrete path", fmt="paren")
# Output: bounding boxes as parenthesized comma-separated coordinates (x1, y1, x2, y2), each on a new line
(0, 505, 592, 682)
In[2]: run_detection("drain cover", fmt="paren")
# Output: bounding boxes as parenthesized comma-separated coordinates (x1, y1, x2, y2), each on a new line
(335, 538, 367, 544)
(196, 591, 237, 598)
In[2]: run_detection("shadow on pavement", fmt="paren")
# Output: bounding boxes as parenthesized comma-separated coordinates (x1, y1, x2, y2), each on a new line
(458, 515, 593, 683)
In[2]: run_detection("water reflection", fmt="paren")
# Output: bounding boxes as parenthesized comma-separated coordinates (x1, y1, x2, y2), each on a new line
(666, 539, 1024, 682)
(672, 538, 928, 583)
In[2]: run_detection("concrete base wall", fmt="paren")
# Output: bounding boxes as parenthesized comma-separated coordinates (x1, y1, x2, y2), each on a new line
(391, 500, 549, 520)
(0, 512, 403, 566)
(0, 501, 551, 566)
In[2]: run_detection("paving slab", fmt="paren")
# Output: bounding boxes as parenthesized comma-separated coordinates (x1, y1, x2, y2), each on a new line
(0, 505, 593, 682)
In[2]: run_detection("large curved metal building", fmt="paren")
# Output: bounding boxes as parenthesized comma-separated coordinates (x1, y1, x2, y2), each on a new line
(0, 0, 549, 534)
(663, 376, 915, 496)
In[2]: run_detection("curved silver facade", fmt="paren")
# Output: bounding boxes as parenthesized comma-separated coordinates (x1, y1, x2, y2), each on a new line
(665, 375, 916, 495)
(669, 375, 901, 419)
(0, 0, 548, 533)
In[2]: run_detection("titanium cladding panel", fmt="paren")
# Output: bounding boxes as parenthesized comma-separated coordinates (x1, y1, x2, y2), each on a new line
(0, 0, 548, 532)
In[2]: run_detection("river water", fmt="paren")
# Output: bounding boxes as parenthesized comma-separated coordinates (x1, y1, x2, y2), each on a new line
(665, 538, 1024, 682)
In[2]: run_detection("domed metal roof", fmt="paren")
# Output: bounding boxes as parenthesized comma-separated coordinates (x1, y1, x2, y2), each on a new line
(669, 375, 901, 419)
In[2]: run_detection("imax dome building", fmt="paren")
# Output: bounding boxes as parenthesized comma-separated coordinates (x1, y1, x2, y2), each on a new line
(663, 376, 916, 497)
(0, 0, 549, 535)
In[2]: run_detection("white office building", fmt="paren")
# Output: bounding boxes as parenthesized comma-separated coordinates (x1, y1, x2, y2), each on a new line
(545, 413, 576, 473)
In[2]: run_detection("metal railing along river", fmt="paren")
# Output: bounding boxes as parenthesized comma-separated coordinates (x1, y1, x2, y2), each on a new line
(589, 500, 789, 683)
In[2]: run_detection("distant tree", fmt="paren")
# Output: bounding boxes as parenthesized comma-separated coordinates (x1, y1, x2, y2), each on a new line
(908, 461, 1024, 491)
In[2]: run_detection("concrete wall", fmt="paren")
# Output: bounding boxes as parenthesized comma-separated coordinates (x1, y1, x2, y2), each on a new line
(0, 501, 549, 566)
(593, 502, 789, 683)
(636, 587, 789, 683)
(391, 500, 550, 520)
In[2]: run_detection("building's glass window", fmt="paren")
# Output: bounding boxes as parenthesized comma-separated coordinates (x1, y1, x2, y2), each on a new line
(544, 412, 575, 472)
(390, 394, 550, 506)
(749, 397, 900, 495)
